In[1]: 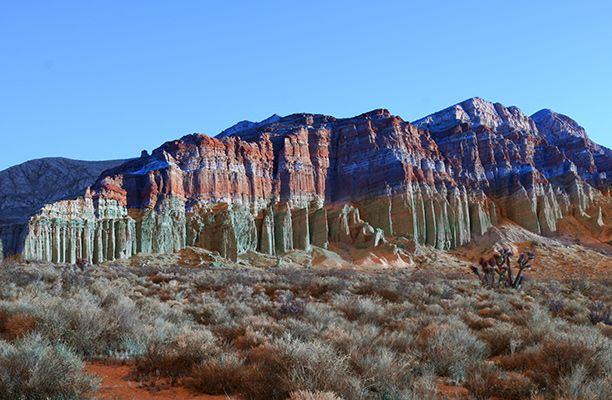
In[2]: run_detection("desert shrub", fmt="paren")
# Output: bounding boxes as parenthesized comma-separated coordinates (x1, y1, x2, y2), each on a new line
(137, 321, 220, 378)
(238, 314, 285, 340)
(276, 336, 360, 396)
(386, 300, 417, 320)
(352, 277, 410, 304)
(232, 325, 270, 351)
(547, 296, 565, 315)
(497, 328, 611, 395)
(34, 289, 144, 358)
(407, 270, 442, 286)
(465, 363, 535, 400)
(280, 318, 319, 341)
(303, 302, 345, 328)
(96, 289, 148, 355)
(289, 391, 344, 400)
(186, 352, 245, 395)
(555, 297, 590, 324)
(0, 302, 39, 341)
(0, 262, 609, 400)
(329, 322, 382, 355)
(407, 371, 439, 400)
(588, 301, 611, 325)
(0, 282, 19, 300)
(597, 323, 612, 338)
(514, 304, 555, 345)
(463, 312, 495, 331)
(275, 290, 307, 317)
(478, 322, 524, 356)
(556, 364, 612, 400)
(186, 293, 232, 325)
(0, 312, 38, 341)
(380, 327, 417, 354)
(241, 335, 358, 400)
(477, 305, 503, 319)
(32, 291, 106, 357)
(333, 295, 387, 324)
(137, 294, 188, 325)
(414, 317, 488, 382)
(0, 333, 98, 400)
(349, 345, 415, 397)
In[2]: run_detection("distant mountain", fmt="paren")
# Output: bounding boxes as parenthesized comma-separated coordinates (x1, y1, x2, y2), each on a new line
(217, 114, 282, 139)
(0, 157, 128, 224)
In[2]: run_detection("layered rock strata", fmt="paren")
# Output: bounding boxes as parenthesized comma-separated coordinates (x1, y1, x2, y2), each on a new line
(0, 157, 128, 258)
(413, 97, 609, 237)
(12, 98, 611, 263)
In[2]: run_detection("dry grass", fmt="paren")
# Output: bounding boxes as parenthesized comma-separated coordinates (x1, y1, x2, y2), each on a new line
(0, 261, 609, 399)
(0, 333, 98, 399)
(465, 363, 535, 400)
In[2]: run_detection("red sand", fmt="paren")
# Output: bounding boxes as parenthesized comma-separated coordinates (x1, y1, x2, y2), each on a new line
(86, 362, 233, 400)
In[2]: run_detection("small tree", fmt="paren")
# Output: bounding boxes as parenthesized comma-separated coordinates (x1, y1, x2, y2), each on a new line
(471, 248, 535, 290)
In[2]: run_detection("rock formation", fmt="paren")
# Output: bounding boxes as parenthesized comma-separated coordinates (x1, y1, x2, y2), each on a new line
(6, 98, 610, 263)
(0, 157, 128, 258)
(413, 97, 610, 237)
(531, 108, 611, 189)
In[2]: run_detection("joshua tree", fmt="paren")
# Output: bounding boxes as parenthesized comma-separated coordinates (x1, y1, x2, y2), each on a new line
(471, 247, 535, 289)
(512, 251, 535, 289)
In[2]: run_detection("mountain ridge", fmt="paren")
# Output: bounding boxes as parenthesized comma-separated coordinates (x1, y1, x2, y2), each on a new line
(2, 98, 610, 262)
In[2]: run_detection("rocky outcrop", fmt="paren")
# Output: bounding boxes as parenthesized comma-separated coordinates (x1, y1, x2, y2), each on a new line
(413, 97, 609, 238)
(291, 206, 310, 251)
(309, 206, 329, 248)
(13, 98, 611, 264)
(532, 109, 611, 188)
(328, 205, 384, 248)
(0, 157, 128, 258)
(187, 203, 257, 261)
(23, 197, 135, 264)
(257, 206, 276, 255)
(356, 184, 486, 250)
(273, 203, 294, 254)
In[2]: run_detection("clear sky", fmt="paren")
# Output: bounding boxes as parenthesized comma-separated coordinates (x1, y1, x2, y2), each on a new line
(1, 1, 611, 170)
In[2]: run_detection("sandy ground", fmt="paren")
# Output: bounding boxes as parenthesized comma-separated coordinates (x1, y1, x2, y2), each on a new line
(87, 362, 234, 400)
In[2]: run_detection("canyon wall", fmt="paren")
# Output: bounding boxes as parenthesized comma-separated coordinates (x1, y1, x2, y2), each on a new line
(9, 98, 611, 263)
(20, 184, 497, 262)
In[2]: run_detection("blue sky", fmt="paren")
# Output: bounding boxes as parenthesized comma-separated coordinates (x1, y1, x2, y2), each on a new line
(1, 1, 611, 170)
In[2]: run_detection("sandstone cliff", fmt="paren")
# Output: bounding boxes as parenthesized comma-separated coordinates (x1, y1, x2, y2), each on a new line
(11, 98, 611, 264)
(413, 97, 610, 237)
(0, 157, 128, 258)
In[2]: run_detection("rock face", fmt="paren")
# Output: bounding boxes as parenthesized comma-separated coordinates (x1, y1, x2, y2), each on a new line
(413, 97, 609, 237)
(531, 109, 611, 188)
(10, 98, 611, 263)
(0, 157, 128, 258)
(23, 197, 135, 264)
